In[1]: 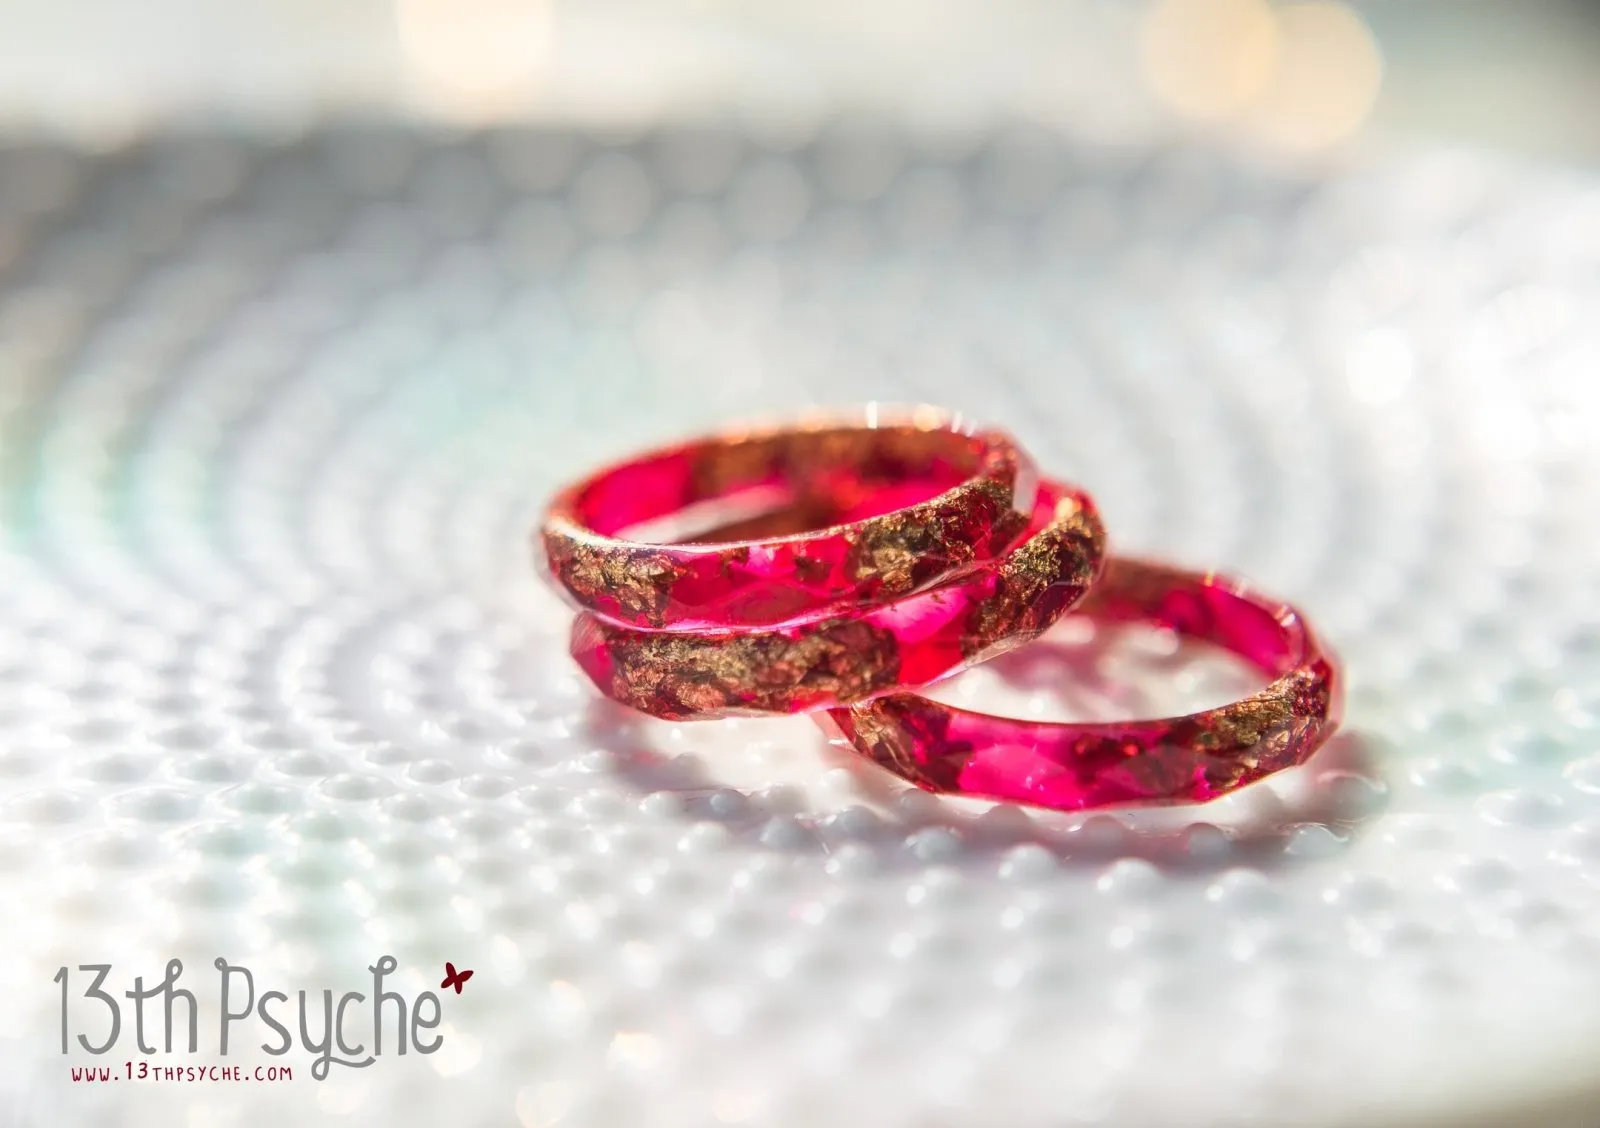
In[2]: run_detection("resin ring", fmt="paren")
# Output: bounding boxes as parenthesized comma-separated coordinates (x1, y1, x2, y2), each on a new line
(818, 556, 1342, 810)
(569, 481, 1106, 720)
(540, 410, 1038, 630)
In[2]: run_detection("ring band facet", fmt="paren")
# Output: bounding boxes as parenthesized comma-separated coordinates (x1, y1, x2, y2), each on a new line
(568, 481, 1106, 720)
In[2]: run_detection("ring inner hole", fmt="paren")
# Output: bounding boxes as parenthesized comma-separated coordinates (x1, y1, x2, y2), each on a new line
(578, 426, 980, 542)
(923, 616, 1274, 723)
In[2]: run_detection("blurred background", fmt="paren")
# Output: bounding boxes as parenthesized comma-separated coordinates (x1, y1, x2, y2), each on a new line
(5, 4, 1600, 1128)
(1, 0, 1598, 162)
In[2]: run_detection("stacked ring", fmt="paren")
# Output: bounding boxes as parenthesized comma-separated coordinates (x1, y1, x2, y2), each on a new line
(540, 410, 1039, 630)
(567, 481, 1105, 719)
(538, 410, 1344, 809)
(817, 555, 1341, 810)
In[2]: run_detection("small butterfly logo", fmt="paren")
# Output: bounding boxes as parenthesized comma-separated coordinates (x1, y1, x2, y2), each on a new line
(440, 962, 474, 994)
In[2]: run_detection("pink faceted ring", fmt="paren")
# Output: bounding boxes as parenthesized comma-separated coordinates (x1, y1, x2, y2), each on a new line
(818, 556, 1342, 810)
(539, 409, 1038, 631)
(569, 481, 1106, 720)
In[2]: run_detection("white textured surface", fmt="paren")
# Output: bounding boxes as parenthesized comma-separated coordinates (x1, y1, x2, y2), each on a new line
(2, 126, 1600, 1127)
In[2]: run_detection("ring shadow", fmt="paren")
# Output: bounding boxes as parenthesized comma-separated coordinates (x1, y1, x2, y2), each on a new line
(583, 621, 1386, 877)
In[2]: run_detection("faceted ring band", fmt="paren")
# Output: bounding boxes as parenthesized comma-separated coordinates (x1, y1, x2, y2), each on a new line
(568, 481, 1106, 720)
(539, 410, 1039, 631)
(818, 553, 1342, 810)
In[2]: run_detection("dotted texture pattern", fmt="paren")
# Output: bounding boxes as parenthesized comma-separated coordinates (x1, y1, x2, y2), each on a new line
(1, 125, 1599, 1128)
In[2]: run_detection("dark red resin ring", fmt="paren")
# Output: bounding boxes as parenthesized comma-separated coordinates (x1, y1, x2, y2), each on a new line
(569, 482, 1106, 720)
(540, 411, 1038, 631)
(818, 556, 1342, 810)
